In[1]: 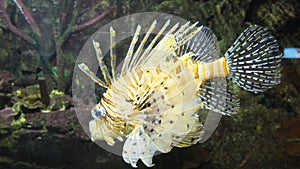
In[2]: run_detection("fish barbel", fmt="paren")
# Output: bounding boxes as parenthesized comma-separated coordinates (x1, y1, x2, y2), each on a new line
(78, 19, 282, 167)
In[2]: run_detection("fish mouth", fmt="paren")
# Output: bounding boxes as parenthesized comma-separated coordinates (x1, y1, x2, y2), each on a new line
(89, 118, 105, 141)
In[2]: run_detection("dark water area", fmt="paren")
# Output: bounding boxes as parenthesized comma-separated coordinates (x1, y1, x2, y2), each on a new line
(0, 0, 300, 169)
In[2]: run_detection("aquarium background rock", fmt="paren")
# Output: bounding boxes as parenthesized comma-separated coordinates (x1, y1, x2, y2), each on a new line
(0, 0, 300, 169)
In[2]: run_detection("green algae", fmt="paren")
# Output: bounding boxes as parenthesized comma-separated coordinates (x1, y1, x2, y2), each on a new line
(11, 84, 69, 125)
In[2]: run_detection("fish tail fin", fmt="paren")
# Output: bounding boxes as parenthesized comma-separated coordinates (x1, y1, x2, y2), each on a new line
(225, 25, 282, 93)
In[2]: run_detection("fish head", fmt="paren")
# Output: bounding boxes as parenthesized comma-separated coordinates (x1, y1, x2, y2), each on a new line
(89, 103, 119, 146)
(91, 103, 107, 119)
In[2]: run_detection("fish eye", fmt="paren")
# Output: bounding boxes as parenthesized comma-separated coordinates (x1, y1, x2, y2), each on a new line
(95, 109, 102, 117)
(91, 105, 106, 119)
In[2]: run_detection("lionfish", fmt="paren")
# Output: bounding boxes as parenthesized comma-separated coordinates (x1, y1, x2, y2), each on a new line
(78, 20, 282, 167)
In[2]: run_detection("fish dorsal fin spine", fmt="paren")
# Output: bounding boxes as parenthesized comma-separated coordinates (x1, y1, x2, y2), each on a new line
(177, 26, 221, 62)
(121, 25, 142, 75)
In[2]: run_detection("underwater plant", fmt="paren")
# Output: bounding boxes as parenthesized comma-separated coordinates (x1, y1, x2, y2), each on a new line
(11, 84, 70, 125)
(0, 0, 114, 91)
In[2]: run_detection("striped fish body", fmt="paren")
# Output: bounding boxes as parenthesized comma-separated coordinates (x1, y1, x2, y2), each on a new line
(91, 57, 204, 145)
(79, 20, 282, 168)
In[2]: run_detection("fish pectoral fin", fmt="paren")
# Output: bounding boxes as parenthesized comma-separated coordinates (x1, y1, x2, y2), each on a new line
(122, 125, 157, 168)
(168, 117, 205, 148)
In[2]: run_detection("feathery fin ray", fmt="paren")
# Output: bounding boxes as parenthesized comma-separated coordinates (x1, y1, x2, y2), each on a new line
(93, 40, 112, 85)
(121, 25, 142, 75)
(130, 20, 157, 69)
(110, 27, 117, 80)
(78, 63, 108, 88)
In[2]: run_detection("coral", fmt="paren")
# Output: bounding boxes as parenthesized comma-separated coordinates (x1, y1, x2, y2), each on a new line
(11, 84, 72, 126)
(13, 84, 46, 113)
